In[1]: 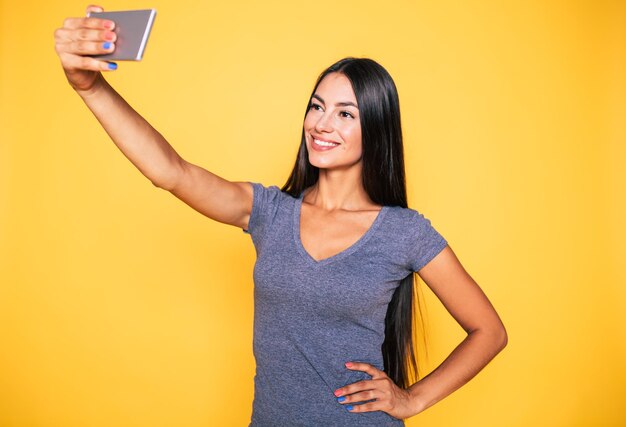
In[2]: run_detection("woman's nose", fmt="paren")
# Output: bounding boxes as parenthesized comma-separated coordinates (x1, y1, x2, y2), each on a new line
(315, 112, 333, 133)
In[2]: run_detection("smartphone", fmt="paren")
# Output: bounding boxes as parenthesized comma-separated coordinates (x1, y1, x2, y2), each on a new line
(88, 9, 157, 61)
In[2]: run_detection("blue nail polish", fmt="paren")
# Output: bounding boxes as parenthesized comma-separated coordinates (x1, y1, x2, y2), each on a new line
(108, 62, 117, 70)
(346, 405, 353, 411)
(103, 42, 112, 49)
(337, 396, 346, 403)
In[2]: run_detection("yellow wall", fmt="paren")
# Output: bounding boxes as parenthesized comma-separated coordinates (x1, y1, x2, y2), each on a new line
(1, 1, 624, 426)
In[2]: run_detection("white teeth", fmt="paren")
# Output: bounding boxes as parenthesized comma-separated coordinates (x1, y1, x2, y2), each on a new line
(314, 139, 339, 147)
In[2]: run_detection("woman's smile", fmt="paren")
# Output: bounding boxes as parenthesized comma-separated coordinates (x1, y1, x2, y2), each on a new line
(311, 136, 341, 151)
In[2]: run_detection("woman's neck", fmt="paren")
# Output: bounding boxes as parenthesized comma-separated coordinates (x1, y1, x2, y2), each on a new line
(303, 166, 378, 211)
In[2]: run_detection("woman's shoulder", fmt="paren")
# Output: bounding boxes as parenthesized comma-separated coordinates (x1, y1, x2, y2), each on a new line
(247, 182, 300, 219)
(382, 204, 444, 236)
(383, 204, 425, 222)
(248, 182, 297, 201)
(244, 182, 296, 237)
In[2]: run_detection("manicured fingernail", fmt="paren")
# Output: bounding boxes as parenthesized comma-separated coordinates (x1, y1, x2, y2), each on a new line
(334, 390, 342, 397)
(345, 362, 353, 368)
(346, 405, 353, 411)
(337, 396, 346, 403)
(104, 20, 114, 29)
(103, 42, 112, 49)
(108, 62, 117, 70)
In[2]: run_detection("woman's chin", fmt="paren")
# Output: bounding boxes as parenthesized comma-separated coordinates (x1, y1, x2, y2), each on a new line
(308, 158, 364, 174)
(307, 154, 329, 169)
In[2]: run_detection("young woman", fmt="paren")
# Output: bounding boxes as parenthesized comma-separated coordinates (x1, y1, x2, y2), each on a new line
(54, 6, 508, 425)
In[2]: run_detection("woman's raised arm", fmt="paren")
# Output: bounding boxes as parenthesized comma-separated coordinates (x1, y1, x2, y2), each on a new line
(54, 5, 253, 230)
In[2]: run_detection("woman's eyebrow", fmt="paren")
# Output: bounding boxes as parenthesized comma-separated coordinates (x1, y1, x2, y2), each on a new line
(312, 94, 358, 109)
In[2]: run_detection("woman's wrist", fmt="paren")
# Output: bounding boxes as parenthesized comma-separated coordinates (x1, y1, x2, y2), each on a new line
(406, 381, 433, 416)
(75, 73, 107, 99)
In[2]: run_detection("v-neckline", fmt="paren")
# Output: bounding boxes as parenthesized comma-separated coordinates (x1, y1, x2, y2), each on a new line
(293, 193, 388, 266)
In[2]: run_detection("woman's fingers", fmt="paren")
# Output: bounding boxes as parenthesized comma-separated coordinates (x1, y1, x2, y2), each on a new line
(338, 387, 379, 404)
(343, 401, 381, 413)
(333, 364, 415, 418)
(335, 377, 411, 416)
(54, 14, 117, 58)
(335, 378, 378, 399)
(335, 379, 388, 413)
(62, 16, 115, 31)
(86, 4, 104, 14)
(55, 13, 117, 58)
(56, 39, 115, 56)
(334, 362, 386, 398)
(344, 361, 386, 379)
(58, 52, 116, 72)
(55, 28, 116, 43)
(333, 362, 408, 415)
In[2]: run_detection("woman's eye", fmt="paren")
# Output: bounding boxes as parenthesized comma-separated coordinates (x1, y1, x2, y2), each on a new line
(340, 111, 354, 119)
(309, 103, 322, 111)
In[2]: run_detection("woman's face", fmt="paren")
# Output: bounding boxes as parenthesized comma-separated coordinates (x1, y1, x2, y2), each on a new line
(303, 73, 362, 171)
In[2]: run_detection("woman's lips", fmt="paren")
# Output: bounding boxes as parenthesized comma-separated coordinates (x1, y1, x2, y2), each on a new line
(310, 137, 340, 151)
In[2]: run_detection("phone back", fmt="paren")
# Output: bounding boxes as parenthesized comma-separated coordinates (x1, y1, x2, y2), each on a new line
(88, 9, 157, 61)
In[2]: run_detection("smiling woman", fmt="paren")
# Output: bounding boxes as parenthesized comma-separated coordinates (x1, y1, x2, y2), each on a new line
(304, 73, 363, 170)
(54, 6, 507, 426)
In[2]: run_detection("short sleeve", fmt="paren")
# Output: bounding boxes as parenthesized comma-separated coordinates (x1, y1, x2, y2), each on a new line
(242, 182, 284, 250)
(407, 210, 448, 272)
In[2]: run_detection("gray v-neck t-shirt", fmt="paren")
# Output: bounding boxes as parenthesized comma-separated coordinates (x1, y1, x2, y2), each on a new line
(243, 182, 448, 426)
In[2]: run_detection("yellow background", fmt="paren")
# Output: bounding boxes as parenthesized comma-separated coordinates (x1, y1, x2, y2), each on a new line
(1, 0, 624, 426)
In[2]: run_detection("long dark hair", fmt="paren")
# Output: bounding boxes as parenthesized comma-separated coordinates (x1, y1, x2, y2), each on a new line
(282, 57, 425, 388)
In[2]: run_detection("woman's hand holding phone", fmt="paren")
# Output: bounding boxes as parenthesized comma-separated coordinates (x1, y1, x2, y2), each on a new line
(54, 5, 117, 94)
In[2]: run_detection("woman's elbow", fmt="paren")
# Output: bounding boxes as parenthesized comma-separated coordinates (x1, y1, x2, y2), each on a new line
(495, 323, 508, 352)
(478, 321, 508, 353)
